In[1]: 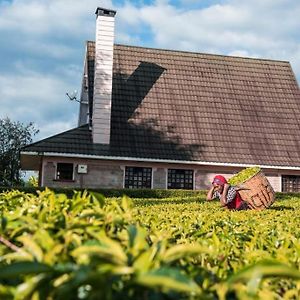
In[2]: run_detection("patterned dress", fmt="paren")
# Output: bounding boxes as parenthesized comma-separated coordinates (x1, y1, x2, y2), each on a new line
(213, 186, 249, 210)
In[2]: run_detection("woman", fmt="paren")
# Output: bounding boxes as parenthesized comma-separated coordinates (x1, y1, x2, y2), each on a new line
(206, 175, 249, 210)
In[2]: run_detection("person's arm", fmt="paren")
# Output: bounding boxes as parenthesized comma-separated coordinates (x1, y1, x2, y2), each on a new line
(206, 186, 216, 201)
(220, 183, 230, 206)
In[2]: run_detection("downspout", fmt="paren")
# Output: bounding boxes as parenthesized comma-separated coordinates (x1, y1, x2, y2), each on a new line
(38, 152, 44, 187)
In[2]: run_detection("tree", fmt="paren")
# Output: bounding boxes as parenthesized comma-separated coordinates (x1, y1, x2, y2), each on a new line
(0, 118, 39, 186)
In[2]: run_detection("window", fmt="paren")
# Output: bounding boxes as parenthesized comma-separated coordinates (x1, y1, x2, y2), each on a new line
(168, 169, 193, 189)
(124, 167, 152, 189)
(282, 175, 300, 192)
(56, 163, 74, 181)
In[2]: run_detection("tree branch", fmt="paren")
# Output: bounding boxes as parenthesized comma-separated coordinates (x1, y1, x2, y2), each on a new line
(0, 235, 21, 252)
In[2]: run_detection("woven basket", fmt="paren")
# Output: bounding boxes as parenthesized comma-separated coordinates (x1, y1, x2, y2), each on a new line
(238, 171, 275, 210)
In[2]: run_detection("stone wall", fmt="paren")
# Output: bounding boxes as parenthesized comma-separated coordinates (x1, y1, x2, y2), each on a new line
(43, 162, 56, 187)
(153, 168, 167, 189)
(42, 158, 123, 189)
(81, 163, 123, 188)
(41, 156, 292, 192)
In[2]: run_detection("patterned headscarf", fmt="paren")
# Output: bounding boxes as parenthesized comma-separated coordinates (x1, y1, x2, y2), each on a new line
(212, 175, 228, 186)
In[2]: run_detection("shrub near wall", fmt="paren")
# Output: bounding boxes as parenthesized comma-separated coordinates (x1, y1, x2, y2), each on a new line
(0, 186, 207, 199)
(0, 189, 300, 299)
(1, 186, 299, 200)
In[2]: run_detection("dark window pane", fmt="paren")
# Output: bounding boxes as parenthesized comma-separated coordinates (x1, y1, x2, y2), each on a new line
(282, 176, 300, 192)
(167, 169, 193, 190)
(124, 167, 152, 189)
(56, 163, 73, 180)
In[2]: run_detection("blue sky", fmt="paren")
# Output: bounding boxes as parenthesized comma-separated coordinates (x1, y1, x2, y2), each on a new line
(0, 0, 299, 141)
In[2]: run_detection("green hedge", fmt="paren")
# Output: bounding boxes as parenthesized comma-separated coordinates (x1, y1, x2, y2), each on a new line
(0, 186, 207, 199)
(1, 186, 299, 200)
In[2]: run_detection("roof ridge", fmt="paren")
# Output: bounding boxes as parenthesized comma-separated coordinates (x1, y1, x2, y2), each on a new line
(86, 40, 289, 64)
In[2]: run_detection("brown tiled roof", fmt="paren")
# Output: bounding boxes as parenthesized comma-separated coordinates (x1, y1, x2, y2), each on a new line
(22, 125, 110, 156)
(23, 43, 300, 167)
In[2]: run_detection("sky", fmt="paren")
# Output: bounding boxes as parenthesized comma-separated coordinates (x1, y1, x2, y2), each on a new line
(0, 0, 299, 141)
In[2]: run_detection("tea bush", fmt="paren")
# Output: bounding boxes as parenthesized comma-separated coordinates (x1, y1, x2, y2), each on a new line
(0, 189, 299, 299)
(0, 186, 206, 199)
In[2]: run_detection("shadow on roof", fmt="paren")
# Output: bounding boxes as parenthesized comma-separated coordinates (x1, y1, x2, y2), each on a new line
(110, 62, 205, 161)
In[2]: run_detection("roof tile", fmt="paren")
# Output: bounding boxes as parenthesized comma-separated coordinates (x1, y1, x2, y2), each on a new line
(23, 43, 300, 167)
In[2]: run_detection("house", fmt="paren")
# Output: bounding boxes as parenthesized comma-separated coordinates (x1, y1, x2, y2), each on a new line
(21, 7, 300, 192)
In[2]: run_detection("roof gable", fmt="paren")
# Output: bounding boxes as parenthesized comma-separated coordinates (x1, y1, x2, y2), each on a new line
(110, 44, 300, 166)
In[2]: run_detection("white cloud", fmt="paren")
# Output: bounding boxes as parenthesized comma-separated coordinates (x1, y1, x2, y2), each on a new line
(22, 40, 77, 59)
(0, 0, 299, 143)
(117, 31, 142, 45)
(117, 2, 142, 27)
(0, 0, 114, 37)
(0, 69, 78, 140)
(39, 120, 77, 140)
(117, 0, 300, 79)
(227, 49, 251, 58)
(145, 1, 298, 51)
(0, 0, 102, 138)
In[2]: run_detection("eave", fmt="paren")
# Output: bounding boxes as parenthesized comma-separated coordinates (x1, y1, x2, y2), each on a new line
(20, 151, 300, 171)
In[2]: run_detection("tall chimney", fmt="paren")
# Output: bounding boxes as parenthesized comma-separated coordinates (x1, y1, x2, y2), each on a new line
(92, 7, 116, 144)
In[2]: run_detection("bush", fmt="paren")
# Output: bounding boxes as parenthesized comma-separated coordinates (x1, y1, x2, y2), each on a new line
(0, 189, 300, 299)
(0, 186, 206, 199)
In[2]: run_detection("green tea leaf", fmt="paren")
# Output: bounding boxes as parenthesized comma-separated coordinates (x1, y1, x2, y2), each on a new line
(0, 262, 52, 278)
(228, 166, 260, 186)
(135, 267, 201, 294)
(34, 230, 55, 252)
(1, 251, 33, 262)
(121, 195, 133, 211)
(72, 237, 127, 265)
(133, 246, 158, 272)
(15, 274, 47, 300)
(163, 244, 207, 263)
(44, 244, 65, 264)
(90, 192, 105, 208)
(17, 235, 44, 261)
(1, 216, 7, 231)
(127, 225, 148, 254)
(226, 260, 300, 294)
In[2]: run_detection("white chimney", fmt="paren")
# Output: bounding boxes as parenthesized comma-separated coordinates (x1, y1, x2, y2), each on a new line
(92, 7, 116, 144)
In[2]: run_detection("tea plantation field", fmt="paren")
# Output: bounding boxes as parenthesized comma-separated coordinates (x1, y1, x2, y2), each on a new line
(0, 189, 299, 299)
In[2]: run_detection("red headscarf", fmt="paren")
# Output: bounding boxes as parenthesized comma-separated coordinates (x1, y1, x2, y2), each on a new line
(212, 175, 228, 186)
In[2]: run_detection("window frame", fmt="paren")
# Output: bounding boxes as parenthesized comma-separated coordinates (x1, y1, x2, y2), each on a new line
(282, 175, 300, 192)
(124, 166, 152, 189)
(55, 162, 74, 181)
(167, 168, 194, 190)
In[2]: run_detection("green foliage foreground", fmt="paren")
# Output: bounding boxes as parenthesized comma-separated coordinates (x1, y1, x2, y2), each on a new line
(0, 190, 300, 300)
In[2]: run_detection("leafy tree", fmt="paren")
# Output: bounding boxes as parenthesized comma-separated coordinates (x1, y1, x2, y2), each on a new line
(0, 117, 39, 186)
